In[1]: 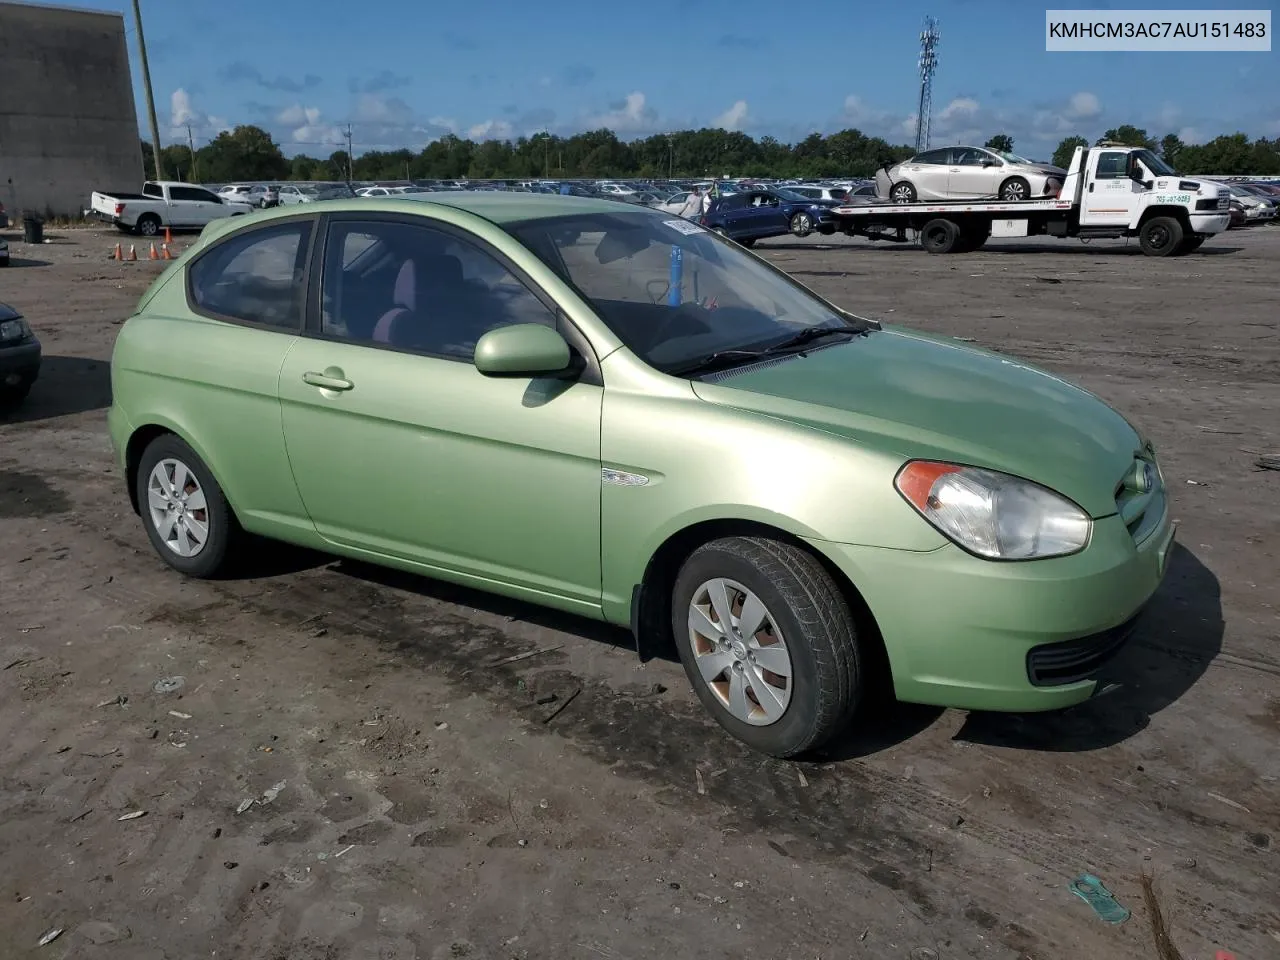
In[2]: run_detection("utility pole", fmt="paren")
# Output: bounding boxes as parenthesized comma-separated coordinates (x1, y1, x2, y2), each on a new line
(544, 132, 550, 178)
(344, 124, 354, 182)
(914, 16, 940, 154)
(131, 0, 165, 180)
(186, 123, 199, 183)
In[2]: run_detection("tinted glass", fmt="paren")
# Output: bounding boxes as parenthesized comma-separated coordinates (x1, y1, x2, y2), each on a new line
(913, 149, 951, 165)
(953, 148, 988, 166)
(189, 221, 312, 328)
(1095, 151, 1129, 179)
(170, 186, 210, 202)
(318, 219, 555, 359)
(507, 210, 853, 373)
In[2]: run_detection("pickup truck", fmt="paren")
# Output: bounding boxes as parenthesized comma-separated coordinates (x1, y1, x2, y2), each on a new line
(89, 181, 254, 237)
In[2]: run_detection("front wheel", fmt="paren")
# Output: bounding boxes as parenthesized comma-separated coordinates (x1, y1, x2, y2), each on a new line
(672, 537, 862, 758)
(790, 211, 813, 237)
(1139, 216, 1184, 256)
(136, 434, 242, 578)
(999, 177, 1030, 202)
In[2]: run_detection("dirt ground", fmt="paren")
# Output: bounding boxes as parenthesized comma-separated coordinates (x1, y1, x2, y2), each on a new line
(1, 223, 1277, 960)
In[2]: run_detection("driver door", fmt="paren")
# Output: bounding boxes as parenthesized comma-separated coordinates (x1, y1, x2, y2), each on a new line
(1079, 150, 1146, 226)
(277, 214, 605, 612)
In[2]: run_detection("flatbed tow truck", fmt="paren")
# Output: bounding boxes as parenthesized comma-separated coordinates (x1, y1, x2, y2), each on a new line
(829, 144, 1231, 256)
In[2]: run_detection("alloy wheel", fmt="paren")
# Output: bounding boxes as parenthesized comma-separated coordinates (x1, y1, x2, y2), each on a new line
(687, 578, 793, 726)
(147, 458, 210, 557)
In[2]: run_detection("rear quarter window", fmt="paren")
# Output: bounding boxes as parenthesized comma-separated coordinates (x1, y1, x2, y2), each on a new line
(188, 220, 314, 330)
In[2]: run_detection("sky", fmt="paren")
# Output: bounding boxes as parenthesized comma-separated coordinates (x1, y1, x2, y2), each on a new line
(58, 0, 1279, 158)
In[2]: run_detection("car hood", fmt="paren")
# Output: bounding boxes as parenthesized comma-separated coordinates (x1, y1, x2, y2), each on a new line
(690, 327, 1141, 518)
(1020, 163, 1067, 177)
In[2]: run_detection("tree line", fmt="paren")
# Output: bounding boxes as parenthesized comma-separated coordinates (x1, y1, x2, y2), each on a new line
(141, 123, 1280, 185)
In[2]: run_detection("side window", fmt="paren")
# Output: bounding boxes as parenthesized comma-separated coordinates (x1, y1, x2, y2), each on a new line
(913, 148, 951, 165)
(188, 220, 313, 329)
(170, 186, 210, 202)
(1095, 151, 1129, 179)
(953, 148, 986, 166)
(318, 219, 555, 361)
(143, 182, 163, 198)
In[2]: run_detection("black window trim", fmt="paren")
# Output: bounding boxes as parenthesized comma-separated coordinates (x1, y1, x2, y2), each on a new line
(302, 210, 603, 387)
(184, 213, 319, 333)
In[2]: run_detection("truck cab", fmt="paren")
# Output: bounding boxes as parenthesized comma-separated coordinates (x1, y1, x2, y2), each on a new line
(1064, 143, 1231, 246)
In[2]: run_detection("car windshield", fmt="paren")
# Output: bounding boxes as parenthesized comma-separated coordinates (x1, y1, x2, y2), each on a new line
(1133, 149, 1177, 177)
(507, 210, 857, 374)
(994, 150, 1035, 165)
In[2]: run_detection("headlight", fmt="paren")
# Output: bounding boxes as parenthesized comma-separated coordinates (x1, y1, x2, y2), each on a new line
(895, 461, 1091, 560)
(0, 318, 31, 342)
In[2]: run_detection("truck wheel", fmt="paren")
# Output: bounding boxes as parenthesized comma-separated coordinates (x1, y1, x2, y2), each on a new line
(790, 211, 814, 237)
(890, 182, 917, 203)
(672, 536, 862, 758)
(920, 218, 961, 254)
(136, 214, 161, 237)
(1139, 216, 1183, 256)
(999, 177, 1030, 201)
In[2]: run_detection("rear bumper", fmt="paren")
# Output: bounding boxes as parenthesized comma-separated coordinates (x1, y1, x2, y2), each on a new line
(807, 504, 1175, 713)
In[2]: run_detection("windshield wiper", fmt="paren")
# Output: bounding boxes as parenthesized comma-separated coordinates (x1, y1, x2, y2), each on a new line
(670, 324, 862, 377)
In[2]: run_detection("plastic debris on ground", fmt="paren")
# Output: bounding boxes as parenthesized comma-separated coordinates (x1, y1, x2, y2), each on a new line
(1069, 873, 1130, 924)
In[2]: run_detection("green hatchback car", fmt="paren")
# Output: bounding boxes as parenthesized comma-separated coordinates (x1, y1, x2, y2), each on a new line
(108, 193, 1175, 757)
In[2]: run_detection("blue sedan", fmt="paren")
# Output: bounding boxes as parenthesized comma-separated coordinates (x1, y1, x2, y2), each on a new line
(701, 187, 841, 245)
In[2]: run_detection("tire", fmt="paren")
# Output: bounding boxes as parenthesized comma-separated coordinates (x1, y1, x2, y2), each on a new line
(920, 218, 961, 254)
(790, 211, 813, 237)
(0, 379, 33, 408)
(671, 536, 861, 758)
(739, 238, 756, 248)
(136, 214, 161, 237)
(135, 434, 241, 578)
(999, 177, 1030, 202)
(890, 181, 917, 203)
(1139, 216, 1183, 257)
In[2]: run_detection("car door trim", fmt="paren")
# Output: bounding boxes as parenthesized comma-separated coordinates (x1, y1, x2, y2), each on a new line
(303, 211, 603, 387)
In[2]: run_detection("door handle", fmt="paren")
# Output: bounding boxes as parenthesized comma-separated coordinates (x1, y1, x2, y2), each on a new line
(302, 371, 353, 391)
(1088, 182, 1094, 192)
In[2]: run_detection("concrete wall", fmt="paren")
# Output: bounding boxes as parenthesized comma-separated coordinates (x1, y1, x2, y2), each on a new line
(0, 0, 143, 219)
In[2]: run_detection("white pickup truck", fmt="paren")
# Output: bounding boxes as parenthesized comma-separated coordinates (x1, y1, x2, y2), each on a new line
(830, 144, 1232, 256)
(89, 181, 254, 237)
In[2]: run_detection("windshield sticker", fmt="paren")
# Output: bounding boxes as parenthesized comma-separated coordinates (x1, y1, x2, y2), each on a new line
(664, 219, 705, 236)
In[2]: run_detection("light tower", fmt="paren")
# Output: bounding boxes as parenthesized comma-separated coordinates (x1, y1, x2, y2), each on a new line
(914, 17, 940, 153)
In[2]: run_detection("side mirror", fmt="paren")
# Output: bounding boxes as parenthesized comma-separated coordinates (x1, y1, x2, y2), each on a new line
(474, 323, 577, 379)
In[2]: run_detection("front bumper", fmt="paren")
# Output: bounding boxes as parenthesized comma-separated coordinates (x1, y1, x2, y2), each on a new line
(1188, 213, 1230, 234)
(808, 502, 1175, 712)
(0, 338, 41, 385)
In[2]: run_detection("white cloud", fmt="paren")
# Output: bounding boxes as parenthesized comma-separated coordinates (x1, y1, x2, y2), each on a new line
(1065, 91, 1101, 121)
(276, 104, 319, 127)
(168, 88, 229, 141)
(713, 100, 749, 131)
(938, 97, 980, 123)
(584, 91, 657, 133)
(467, 119, 514, 140)
(1177, 126, 1205, 145)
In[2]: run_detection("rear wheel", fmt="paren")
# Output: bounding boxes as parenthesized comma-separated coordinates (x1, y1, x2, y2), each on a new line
(672, 536, 862, 758)
(1139, 216, 1183, 257)
(135, 434, 241, 578)
(136, 214, 161, 237)
(920, 218, 961, 254)
(890, 181, 917, 204)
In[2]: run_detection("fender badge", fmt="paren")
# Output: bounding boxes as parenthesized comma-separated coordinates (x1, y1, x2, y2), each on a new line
(602, 467, 648, 486)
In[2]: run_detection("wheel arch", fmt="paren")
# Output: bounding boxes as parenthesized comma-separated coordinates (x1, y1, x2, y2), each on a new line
(630, 518, 890, 687)
(1135, 205, 1192, 232)
(123, 419, 239, 519)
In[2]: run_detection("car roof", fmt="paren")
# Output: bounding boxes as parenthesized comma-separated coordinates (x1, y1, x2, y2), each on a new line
(367, 191, 629, 222)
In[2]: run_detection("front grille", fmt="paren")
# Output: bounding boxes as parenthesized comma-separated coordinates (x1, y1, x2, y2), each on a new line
(1026, 613, 1141, 687)
(1196, 197, 1229, 211)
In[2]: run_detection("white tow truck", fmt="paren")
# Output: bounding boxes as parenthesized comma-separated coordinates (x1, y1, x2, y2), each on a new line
(89, 181, 253, 237)
(829, 144, 1232, 256)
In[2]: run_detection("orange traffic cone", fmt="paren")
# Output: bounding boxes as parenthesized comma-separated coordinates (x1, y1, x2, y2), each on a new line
(148, 242, 159, 260)
(161, 243, 173, 260)
(126, 245, 138, 261)
(164, 226, 172, 245)
(111, 242, 123, 260)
